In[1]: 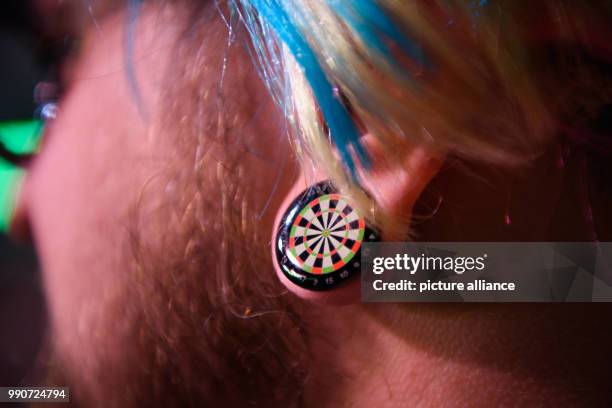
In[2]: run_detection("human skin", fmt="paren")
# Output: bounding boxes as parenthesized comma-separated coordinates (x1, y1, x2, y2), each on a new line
(17, 4, 299, 403)
(14, 3, 612, 407)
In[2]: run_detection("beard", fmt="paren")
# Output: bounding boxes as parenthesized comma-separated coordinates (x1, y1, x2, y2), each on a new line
(38, 13, 313, 407)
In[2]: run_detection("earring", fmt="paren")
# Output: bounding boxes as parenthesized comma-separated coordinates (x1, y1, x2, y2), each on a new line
(273, 180, 380, 292)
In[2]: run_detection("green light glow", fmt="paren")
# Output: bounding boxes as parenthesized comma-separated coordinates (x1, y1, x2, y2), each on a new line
(0, 120, 42, 232)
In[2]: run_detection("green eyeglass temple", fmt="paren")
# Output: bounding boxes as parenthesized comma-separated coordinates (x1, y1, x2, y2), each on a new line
(0, 120, 43, 232)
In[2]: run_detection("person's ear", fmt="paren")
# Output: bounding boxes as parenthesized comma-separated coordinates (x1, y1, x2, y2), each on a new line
(358, 135, 444, 240)
(271, 135, 444, 303)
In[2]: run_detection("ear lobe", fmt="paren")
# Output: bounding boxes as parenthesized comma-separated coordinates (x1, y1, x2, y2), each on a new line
(270, 136, 443, 303)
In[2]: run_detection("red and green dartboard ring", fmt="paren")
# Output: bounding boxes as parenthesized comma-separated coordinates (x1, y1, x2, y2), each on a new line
(275, 181, 379, 290)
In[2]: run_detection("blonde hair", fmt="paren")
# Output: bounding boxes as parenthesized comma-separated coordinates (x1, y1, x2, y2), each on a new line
(234, 0, 612, 232)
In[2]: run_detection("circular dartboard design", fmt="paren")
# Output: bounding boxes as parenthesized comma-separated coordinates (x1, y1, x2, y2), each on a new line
(275, 181, 379, 291)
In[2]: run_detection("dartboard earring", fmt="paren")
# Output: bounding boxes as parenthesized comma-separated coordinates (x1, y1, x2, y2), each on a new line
(273, 180, 380, 292)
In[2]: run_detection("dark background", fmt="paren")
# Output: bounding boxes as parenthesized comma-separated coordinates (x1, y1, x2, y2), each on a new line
(1, 0, 47, 389)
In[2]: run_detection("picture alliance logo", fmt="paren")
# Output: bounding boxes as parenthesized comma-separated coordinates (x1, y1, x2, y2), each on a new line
(371, 253, 488, 275)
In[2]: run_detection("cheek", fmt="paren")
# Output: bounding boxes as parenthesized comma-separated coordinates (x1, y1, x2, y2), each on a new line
(23, 40, 164, 368)
(22, 7, 297, 386)
(22, 10, 174, 358)
(25, 81, 152, 354)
